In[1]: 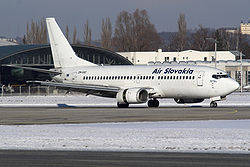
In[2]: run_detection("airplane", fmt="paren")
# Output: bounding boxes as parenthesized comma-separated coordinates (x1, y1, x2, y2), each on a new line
(7, 18, 240, 108)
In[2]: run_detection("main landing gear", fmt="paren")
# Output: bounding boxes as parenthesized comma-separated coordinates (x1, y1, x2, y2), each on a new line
(117, 102, 129, 108)
(210, 101, 217, 108)
(148, 99, 159, 107)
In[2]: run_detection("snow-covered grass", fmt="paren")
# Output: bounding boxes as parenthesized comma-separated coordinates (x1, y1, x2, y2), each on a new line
(0, 120, 250, 153)
(0, 92, 250, 107)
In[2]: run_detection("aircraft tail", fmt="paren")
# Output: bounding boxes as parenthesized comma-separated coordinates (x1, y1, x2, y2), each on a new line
(46, 18, 97, 68)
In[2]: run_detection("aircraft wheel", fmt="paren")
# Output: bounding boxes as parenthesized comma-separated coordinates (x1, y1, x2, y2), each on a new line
(210, 101, 217, 108)
(117, 102, 129, 108)
(148, 99, 159, 107)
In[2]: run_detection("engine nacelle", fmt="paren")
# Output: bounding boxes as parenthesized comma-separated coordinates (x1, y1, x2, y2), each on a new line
(116, 88, 148, 104)
(174, 98, 204, 104)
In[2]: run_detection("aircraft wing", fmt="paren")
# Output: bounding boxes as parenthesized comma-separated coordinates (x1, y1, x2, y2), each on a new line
(27, 81, 120, 98)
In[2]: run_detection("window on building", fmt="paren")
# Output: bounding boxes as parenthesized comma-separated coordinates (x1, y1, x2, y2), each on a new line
(164, 57, 169, 62)
(204, 57, 207, 61)
(173, 57, 177, 62)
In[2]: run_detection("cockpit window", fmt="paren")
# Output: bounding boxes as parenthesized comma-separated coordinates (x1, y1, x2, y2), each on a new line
(212, 74, 229, 79)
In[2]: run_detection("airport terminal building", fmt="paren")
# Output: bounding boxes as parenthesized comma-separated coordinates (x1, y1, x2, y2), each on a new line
(0, 44, 132, 85)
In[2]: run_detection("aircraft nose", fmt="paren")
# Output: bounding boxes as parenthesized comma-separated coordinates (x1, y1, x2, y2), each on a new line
(231, 80, 240, 92)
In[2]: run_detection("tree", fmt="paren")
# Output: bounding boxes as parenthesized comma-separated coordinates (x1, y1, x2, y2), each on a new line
(190, 25, 213, 51)
(73, 26, 77, 44)
(101, 17, 112, 50)
(83, 20, 92, 45)
(65, 25, 70, 42)
(113, 9, 162, 52)
(24, 19, 47, 44)
(169, 13, 187, 51)
(177, 13, 187, 51)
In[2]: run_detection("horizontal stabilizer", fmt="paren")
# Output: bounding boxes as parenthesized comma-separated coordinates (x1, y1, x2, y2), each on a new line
(3, 65, 62, 75)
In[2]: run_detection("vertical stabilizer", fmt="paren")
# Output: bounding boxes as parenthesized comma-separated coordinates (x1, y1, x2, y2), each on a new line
(46, 18, 97, 68)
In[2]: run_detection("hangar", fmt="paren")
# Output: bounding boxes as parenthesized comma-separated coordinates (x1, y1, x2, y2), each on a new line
(0, 44, 132, 85)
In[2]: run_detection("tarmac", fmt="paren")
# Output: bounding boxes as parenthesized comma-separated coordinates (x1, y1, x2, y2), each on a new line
(1, 106, 250, 166)
(0, 106, 249, 125)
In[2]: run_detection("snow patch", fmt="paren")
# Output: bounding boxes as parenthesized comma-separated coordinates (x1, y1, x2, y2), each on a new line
(1, 120, 250, 153)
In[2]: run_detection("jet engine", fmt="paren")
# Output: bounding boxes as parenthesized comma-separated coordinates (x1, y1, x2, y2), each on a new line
(116, 88, 148, 104)
(174, 98, 204, 104)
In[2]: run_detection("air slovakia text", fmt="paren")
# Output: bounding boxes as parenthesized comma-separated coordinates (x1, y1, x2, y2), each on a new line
(152, 68, 194, 74)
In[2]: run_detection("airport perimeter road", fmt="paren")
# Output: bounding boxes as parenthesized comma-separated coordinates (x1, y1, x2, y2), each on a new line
(0, 107, 250, 125)
(0, 150, 250, 167)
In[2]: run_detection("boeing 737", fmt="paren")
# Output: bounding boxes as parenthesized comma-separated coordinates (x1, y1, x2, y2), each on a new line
(8, 18, 239, 108)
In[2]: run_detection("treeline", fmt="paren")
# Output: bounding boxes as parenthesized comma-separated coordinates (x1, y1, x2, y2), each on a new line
(23, 9, 250, 57)
(166, 13, 250, 57)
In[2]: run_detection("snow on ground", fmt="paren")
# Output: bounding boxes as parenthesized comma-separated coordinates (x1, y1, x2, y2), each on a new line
(0, 92, 250, 107)
(0, 120, 250, 153)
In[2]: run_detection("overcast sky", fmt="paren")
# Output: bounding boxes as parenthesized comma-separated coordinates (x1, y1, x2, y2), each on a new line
(0, 0, 250, 40)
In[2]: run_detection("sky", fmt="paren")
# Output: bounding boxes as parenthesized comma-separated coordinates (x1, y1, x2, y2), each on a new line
(0, 0, 250, 40)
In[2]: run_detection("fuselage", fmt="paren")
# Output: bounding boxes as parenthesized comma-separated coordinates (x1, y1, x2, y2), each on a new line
(53, 64, 239, 100)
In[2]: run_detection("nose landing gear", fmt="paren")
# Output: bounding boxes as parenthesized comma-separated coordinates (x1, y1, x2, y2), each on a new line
(210, 101, 217, 108)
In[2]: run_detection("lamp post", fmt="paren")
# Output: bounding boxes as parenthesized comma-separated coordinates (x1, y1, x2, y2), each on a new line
(206, 38, 218, 68)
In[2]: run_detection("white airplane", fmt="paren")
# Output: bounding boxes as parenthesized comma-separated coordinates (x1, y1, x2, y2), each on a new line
(8, 18, 239, 108)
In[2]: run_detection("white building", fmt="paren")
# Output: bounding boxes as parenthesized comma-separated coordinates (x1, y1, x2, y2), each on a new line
(118, 49, 236, 65)
(240, 21, 250, 35)
(0, 38, 18, 46)
(118, 50, 250, 89)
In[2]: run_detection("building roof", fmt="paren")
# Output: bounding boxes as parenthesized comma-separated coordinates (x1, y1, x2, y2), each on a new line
(0, 45, 47, 60)
(0, 44, 132, 65)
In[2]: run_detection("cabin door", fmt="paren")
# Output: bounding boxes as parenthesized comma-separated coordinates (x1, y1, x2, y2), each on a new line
(197, 71, 204, 86)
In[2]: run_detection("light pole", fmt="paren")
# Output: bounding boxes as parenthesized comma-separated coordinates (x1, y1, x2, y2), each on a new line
(206, 38, 218, 68)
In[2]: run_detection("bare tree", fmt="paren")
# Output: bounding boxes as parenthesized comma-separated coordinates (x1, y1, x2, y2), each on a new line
(177, 13, 187, 51)
(190, 25, 213, 51)
(24, 19, 47, 44)
(101, 17, 112, 50)
(73, 26, 77, 44)
(65, 25, 69, 42)
(113, 9, 161, 52)
(83, 20, 92, 45)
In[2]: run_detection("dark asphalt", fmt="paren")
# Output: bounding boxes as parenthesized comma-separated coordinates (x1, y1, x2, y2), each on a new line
(0, 107, 249, 125)
(0, 150, 250, 167)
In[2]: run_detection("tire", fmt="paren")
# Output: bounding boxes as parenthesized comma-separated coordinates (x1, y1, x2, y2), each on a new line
(148, 99, 159, 107)
(117, 102, 129, 108)
(210, 101, 217, 108)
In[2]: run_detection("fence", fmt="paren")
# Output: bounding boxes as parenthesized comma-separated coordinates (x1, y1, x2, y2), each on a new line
(0, 85, 65, 96)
